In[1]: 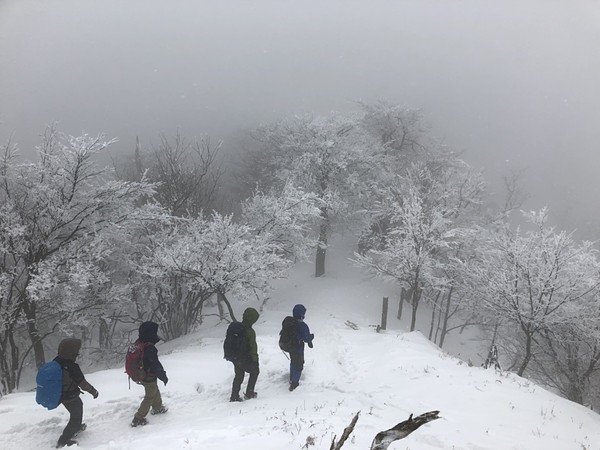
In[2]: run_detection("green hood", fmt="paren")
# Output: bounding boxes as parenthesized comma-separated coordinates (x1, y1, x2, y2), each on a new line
(242, 307, 259, 326)
(57, 338, 82, 361)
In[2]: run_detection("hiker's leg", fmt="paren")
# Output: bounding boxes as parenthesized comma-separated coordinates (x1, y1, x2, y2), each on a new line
(149, 381, 162, 410)
(290, 351, 304, 384)
(135, 381, 159, 419)
(231, 363, 244, 398)
(58, 397, 83, 444)
(245, 363, 260, 395)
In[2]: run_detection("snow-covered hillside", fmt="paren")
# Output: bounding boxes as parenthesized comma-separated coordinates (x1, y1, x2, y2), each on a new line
(1, 241, 599, 450)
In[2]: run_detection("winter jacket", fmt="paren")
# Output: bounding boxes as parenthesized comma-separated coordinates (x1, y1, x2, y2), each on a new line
(242, 307, 260, 365)
(137, 321, 167, 384)
(53, 338, 97, 402)
(292, 304, 314, 352)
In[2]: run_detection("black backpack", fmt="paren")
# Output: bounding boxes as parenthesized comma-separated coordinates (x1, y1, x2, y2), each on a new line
(279, 316, 299, 352)
(223, 321, 247, 363)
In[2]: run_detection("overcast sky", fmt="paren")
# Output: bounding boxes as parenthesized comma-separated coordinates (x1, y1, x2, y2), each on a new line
(1, 0, 599, 237)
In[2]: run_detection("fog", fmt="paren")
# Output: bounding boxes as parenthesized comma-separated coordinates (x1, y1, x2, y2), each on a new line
(1, 0, 599, 237)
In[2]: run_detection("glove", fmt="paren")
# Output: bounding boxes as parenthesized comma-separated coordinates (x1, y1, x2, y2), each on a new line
(90, 388, 99, 399)
(162, 376, 168, 386)
(308, 341, 314, 349)
(309, 333, 314, 340)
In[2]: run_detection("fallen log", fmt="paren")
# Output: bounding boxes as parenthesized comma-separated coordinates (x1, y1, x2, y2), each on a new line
(329, 410, 441, 450)
(370, 411, 441, 450)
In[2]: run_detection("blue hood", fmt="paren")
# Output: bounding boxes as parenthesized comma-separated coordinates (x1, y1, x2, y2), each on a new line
(292, 304, 306, 320)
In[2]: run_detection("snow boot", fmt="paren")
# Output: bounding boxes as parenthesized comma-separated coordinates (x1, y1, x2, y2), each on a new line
(151, 405, 168, 415)
(244, 391, 258, 400)
(289, 382, 299, 392)
(229, 395, 243, 402)
(130, 416, 148, 427)
(56, 439, 77, 448)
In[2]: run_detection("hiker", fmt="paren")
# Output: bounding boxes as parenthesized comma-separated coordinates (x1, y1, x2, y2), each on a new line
(230, 307, 260, 402)
(54, 338, 99, 448)
(130, 321, 168, 427)
(288, 304, 314, 391)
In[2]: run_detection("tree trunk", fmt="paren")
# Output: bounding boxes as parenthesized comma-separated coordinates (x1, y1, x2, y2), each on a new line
(428, 290, 442, 343)
(397, 288, 405, 320)
(518, 328, 533, 376)
(428, 303, 436, 341)
(438, 287, 454, 349)
(566, 380, 584, 405)
(99, 318, 109, 349)
(409, 283, 421, 332)
(219, 291, 238, 322)
(315, 207, 329, 278)
(217, 291, 226, 320)
(22, 299, 45, 369)
(0, 325, 19, 394)
(564, 345, 585, 404)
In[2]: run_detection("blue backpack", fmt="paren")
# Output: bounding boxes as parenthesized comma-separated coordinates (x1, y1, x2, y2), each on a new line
(35, 360, 63, 410)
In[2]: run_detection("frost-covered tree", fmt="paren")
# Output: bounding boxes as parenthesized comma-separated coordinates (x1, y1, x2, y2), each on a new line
(533, 314, 600, 405)
(0, 128, 157, 392)
(430, 240, 483, 348)
(354, 182, 455, 331)
(110, 132, 226, 341)
(241, 181, 323, 261)
(518, 270, 600, 406)
(78, 204, 173, 348)
(473, 208, 600, 377)
(422, 159, 486, 346)
(129, 183, 321, 339)
(117, 132, 224, 217)
(155, 212, 290, 327)
(354, 102, 482, 251)
(354, 154, 484, 333)
(358, 101, 428, 166)
(252, 113, 375, 277)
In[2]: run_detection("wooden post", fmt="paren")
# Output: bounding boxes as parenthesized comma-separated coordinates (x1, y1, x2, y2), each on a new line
(381, 296, 389, 330)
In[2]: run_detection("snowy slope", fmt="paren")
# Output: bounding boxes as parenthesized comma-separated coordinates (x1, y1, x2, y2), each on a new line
(1, 240, 599, 450)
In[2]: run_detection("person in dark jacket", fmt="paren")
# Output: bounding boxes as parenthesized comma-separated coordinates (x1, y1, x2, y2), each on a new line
(131, 321, 168, 427)
(54, 338, 98, 448)
(289, 304, 314, 391)
(230, 307, 260, 402)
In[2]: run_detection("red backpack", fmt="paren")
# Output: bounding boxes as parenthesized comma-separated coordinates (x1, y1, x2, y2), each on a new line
(125, 341, 150, 383)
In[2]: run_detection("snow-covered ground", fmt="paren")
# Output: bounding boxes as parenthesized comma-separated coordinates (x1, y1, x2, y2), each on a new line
(1, 240, 599, 450)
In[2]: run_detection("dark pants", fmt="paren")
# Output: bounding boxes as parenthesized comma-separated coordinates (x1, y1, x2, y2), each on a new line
(290, 351, 305, 384)
(58, 397, 83, 444)
(231, 361, 259, 398)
